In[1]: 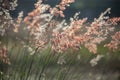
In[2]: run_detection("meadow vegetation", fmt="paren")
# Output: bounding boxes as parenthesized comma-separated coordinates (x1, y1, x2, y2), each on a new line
(0, 0, 120, 80)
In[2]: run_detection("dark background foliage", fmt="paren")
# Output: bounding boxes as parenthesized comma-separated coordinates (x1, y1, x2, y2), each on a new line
(11, 0, 120, 21)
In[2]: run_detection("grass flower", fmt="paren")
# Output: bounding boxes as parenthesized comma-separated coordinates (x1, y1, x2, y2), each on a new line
(0, 46, 10, 65)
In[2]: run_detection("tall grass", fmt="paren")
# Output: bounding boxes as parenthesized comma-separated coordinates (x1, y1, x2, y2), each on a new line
(0, 0, 120, 80)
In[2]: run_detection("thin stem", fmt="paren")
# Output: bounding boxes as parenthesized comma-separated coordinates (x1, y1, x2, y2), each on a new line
(25, 46, 39, 80)
(38, 48, 51, 80)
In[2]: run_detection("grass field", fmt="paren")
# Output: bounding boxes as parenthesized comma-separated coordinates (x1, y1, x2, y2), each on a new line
(0, 37, 120, 80)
